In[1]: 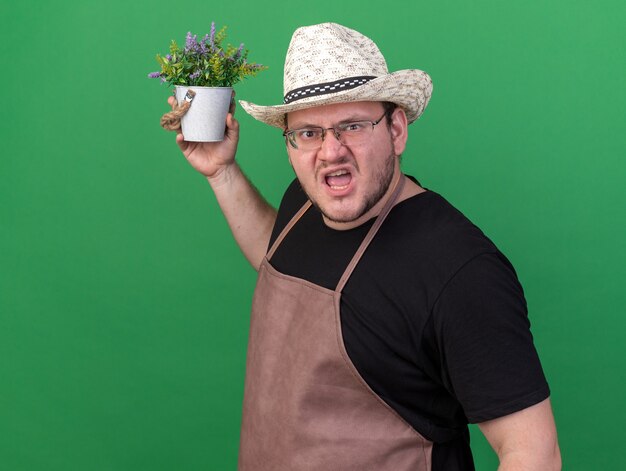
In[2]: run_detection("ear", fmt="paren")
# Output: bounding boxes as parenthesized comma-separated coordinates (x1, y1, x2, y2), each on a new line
(389, 107, 408, 156)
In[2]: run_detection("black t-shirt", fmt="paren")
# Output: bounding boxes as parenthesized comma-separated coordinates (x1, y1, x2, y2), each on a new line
(268, 177, 550, 470)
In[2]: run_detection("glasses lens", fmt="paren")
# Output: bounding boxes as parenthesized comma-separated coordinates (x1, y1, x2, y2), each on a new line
(292, 128, 323, 150)
(337, 121, 372, 146)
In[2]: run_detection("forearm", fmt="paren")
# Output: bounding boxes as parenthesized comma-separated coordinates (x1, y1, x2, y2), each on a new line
(207, 162, 277, 270)
(496, 446, 561, 471)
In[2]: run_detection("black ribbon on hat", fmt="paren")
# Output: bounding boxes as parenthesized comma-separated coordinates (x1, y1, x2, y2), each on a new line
(283, 76, 376, 104)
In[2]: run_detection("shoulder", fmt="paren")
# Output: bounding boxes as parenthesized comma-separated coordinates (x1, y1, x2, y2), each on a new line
(371, 190, 503, 302)
(281, 177, 308, 208)
(388, 190, 495, 251)
(269, 178, 308, 246)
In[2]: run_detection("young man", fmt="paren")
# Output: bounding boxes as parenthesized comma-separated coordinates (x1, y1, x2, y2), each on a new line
(168, 23, 561, 471)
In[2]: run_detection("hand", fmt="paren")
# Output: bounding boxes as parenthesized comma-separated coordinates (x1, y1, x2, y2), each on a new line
(168, 92, 240, 179)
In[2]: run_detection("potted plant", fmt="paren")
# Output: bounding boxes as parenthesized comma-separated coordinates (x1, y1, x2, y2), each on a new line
(148, 22, 266, 141)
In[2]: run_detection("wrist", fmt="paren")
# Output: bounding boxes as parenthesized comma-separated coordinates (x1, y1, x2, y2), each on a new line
(206, 162, 240, 189)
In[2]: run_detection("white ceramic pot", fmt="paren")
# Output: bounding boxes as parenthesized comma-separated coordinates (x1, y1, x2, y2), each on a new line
(174, 86, 233, 142)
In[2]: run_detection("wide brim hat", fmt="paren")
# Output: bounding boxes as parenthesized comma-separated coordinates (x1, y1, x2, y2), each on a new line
(239, 22, 433, 129)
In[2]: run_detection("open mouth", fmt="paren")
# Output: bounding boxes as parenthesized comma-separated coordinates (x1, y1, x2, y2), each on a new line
(325, 170, 352, 190)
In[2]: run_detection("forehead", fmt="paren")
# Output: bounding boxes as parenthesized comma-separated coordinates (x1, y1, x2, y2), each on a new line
(287, 101, 384, 127)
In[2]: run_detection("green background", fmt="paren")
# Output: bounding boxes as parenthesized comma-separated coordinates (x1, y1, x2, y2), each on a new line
(1, 0, 624, 469)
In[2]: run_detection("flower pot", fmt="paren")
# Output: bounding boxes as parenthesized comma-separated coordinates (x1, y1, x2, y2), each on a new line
(175, 86, 233, 142)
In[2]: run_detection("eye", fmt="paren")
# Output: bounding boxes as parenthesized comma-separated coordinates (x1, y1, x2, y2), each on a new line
(296, 128, 322, 140)
(342, 121, 367, 132)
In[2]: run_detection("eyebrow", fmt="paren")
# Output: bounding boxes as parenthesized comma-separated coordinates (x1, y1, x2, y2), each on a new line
(289, 115, 372, 129)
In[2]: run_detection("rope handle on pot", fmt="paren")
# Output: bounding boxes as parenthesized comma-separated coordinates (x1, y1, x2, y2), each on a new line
(160, 90, 196, 132)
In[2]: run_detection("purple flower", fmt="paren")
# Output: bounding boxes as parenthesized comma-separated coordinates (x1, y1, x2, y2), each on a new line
(185, 31, 198, 53)
(209, 22, 216, 49)
(199, 34, 210, 54)
(148, 71, 162, 78)
(166, 54, 172, 61)
(233, 43, 244, 60)
(190, 70, 201, 80)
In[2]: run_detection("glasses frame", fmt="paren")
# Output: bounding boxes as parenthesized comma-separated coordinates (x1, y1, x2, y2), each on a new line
(282, 112, 387, 150)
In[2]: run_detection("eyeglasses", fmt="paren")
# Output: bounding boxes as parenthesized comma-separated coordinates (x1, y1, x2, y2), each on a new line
(282, 113, 387, 151)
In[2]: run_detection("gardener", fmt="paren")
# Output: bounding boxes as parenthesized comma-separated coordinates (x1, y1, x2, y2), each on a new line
(167, 23, 561, 471)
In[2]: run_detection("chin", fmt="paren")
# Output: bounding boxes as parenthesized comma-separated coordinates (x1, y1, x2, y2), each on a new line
(317, 201, 369, 224)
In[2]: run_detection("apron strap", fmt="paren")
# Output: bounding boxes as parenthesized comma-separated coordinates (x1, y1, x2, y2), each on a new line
(336, 175, 406, 293)
(266, 200, 312, 261)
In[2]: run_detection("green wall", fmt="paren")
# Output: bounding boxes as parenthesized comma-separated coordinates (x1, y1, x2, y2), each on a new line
(1, 0, 624, 469)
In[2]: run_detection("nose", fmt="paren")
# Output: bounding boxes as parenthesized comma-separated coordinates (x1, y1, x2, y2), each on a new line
(318, 127, 347, 161)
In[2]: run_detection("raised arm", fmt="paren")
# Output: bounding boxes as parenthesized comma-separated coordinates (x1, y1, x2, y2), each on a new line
(169, 96, 277, 270)
(478, 397, 561, 471)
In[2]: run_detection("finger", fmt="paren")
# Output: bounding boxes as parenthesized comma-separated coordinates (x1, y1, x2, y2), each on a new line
(223, 113, 239, 142)
(226, 113, 240, 133)
(168, 95, 177, 110)
(229, 91, 236, 115)
(175, 132, 188, 151)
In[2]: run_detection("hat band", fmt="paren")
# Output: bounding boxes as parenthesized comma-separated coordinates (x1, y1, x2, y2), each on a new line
(283, 76, 376, 104)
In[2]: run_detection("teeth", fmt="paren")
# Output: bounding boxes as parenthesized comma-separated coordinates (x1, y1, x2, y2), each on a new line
(325, 169, 350, 190)
(327, 170, 348, 177)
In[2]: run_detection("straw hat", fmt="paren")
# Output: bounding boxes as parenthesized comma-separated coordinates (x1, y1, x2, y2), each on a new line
(239, 22, 433, 129)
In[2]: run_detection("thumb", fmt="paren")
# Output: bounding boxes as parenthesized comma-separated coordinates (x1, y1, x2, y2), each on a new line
(226, 113, 240, 135)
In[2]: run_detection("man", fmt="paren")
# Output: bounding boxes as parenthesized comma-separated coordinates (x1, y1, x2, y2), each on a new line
(167, 23, 560, 470)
